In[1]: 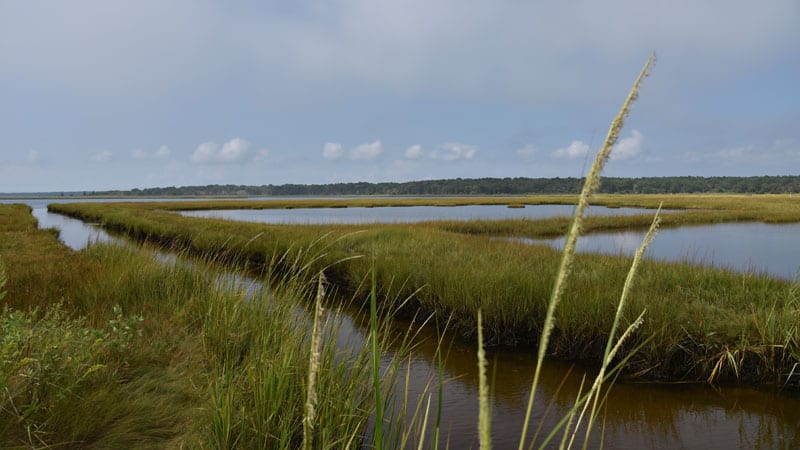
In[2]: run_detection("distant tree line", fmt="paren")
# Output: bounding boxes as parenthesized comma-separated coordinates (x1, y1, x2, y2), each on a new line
(90, 176, 800, 197)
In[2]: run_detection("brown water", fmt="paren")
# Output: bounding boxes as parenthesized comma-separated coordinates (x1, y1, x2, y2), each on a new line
(31, 204, 800, 449)
(341, 311, 800, 449)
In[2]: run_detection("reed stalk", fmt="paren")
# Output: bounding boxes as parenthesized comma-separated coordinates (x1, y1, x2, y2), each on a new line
(518, 52, 656, 450)
(303, 273, 325, 450)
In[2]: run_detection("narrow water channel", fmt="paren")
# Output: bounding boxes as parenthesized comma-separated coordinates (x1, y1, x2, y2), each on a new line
(30, 204, 800, 449)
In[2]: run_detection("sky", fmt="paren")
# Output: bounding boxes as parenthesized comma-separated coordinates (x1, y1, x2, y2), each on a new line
(1, 0, 798, 192)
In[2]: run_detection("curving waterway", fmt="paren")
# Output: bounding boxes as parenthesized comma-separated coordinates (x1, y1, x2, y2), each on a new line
(9, 198, 800, 449)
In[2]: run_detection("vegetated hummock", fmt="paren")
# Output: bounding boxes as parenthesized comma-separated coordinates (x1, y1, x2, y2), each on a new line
(0, 204, 424, 448)
(49, 193, 800, 387)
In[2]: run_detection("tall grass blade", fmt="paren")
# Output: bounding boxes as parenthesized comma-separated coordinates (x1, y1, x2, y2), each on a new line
(417, 395, 433, 450)
(518, 52, 656, 450)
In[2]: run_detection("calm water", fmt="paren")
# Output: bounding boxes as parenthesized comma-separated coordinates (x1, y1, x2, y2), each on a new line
(9, 198, 800, 449)
(30, 207, 124, 249)
(519, 222, 800, 280)
(373, 316, 800, 449)
(179, 204, 662, 224)
(0, 197, 280, 251)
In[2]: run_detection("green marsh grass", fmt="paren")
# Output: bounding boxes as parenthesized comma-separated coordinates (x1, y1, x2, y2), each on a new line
(0, 204, 437, 448)
(49, 194, 800, 387)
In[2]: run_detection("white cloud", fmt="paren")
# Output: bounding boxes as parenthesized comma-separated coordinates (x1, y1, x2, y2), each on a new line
(350, 140, 383, 160)
(191, 142, 217, 164)
(432, 143, 476, 161)
(132, 148, 148, 159)
(154, 145, 171, 159)
(405, 145, 423, 159)
(516, 144, 537, 160)
(218, 138, 250, 163)
(611, 130, 643, 160)
(191, 138, 250, 164)
(323, 142, 343, 160)
(90, 151, 113, 163)
(551, 140, 590, 159)
(26, 150, 40, 163)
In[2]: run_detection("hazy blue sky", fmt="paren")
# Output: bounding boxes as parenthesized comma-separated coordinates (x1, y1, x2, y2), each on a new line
(1, 0, 798, 192)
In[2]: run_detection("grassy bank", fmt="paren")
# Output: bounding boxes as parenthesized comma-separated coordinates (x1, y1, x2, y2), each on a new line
(0, 204, 418, 448)
(122, 192, 800, 218)
(49, 199, 800, 387)
(94, 193, 800, 240)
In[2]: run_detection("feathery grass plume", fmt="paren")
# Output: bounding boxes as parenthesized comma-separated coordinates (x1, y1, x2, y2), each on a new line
(303, 272, 326, 450)
(477, 309, 492, 450)
(518, 52, 656, 450)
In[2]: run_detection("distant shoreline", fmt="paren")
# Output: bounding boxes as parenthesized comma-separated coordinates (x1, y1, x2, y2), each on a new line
(4, 175, 800, 197)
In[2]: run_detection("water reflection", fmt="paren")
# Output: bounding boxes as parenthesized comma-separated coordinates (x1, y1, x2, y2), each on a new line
(31, 207, 123, 250)
(180, 205, 662, 225)
(370, 316, 800, 449)
(520, 222, 800, 280)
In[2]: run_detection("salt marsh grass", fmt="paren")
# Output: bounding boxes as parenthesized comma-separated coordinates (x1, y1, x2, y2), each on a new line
(49, 193, 800, 388)
(0, 204, 429, 448)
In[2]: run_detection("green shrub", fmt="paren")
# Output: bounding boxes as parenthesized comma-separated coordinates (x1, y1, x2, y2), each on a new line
(0, 302, 142, 444)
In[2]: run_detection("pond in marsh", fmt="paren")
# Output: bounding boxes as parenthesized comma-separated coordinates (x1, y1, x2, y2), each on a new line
(179, 204, 662, 224)
(517, 222, 800, 280)
(21, 201, 800, 449)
